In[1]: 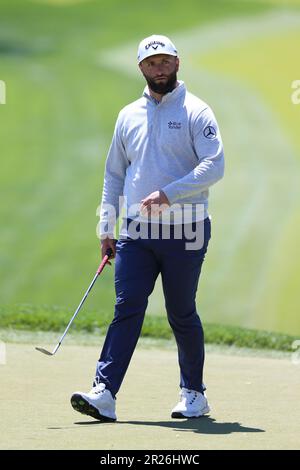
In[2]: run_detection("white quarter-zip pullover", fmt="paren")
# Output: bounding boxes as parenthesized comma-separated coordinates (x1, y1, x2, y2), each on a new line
(99, 81, 224, 237)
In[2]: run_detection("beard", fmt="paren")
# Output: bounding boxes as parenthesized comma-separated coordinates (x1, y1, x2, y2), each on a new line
(143, 69, 178, 95)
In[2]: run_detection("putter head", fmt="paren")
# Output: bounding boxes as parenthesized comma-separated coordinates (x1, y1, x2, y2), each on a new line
(35, 347, 53, 356)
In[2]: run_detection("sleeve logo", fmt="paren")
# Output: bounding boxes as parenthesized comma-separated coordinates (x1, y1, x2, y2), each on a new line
(203, 125, 216, 139)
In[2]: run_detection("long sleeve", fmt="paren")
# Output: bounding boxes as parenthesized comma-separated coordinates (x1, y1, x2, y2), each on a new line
(99, 115, 129, 238)
(162, 106, 224, 204)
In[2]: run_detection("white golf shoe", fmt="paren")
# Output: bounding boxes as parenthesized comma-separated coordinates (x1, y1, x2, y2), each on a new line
(171, 388, 210, 418)
(71, 382, 117, 422)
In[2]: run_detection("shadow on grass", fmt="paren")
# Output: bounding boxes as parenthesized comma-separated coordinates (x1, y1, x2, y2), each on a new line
(72, 417, 265, 435)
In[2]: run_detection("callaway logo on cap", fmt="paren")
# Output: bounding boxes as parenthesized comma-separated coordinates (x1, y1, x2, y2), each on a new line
(137, 34, 178, 63)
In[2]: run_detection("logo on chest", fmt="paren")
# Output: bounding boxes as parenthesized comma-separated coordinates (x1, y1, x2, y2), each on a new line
(168, 121, 182, 129)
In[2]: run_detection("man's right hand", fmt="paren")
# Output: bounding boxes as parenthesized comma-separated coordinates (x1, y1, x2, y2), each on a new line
(101, 237, 117, 266)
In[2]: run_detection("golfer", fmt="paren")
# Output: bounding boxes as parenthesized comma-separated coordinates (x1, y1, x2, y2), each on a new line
(71, 34, 224, 421)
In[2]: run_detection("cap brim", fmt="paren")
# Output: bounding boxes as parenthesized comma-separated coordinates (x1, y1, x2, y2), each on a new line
(138, 51, 178, 64)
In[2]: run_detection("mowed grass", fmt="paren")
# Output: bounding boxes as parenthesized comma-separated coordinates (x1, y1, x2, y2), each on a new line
(198, 23, 300, 334)
(0, 0, 270, 305)
(1, 0, 300, 336)
(0, 303, 298, 352)
(201, 29, 300, 152)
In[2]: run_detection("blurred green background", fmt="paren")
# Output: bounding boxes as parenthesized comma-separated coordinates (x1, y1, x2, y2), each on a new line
(0, 0, 299, 335)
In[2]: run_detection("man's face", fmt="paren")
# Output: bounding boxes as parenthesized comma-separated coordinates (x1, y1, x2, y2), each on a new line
(139, 54, 179, 95)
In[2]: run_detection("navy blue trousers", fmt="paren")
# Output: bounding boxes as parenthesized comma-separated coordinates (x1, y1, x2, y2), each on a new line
(95, 217, 211, 397)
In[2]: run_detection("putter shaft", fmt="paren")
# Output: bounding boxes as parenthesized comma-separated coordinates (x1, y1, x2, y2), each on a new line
(36, 249, 113, 356)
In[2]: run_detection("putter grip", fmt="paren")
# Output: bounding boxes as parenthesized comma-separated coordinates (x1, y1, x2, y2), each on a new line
(105, 247, 114, 259)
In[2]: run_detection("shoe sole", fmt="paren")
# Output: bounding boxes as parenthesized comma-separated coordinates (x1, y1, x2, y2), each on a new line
(70, 394, 116, 422)
(171, 406, 210, 419)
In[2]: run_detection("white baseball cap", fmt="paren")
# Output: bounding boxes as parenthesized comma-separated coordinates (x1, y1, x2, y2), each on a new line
(137, 34, 178, 64)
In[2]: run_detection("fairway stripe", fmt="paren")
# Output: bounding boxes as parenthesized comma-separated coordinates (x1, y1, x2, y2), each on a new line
(96, 10, 300, 75)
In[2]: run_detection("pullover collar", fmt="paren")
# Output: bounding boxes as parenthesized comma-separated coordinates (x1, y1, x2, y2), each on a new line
(143, 80, 185, 105)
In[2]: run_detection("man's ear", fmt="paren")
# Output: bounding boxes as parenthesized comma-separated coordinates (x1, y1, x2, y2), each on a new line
(175, 57, 180, 72)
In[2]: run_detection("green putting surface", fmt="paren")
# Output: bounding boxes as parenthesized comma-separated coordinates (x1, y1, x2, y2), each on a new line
(0, 341, 299, 449)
